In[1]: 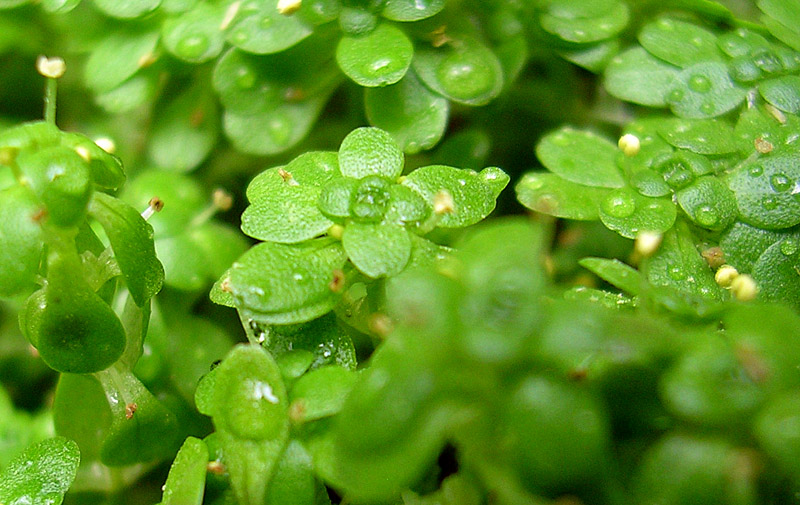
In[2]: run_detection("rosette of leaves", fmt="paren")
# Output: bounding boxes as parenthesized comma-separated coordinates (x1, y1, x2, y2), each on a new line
(213, 126, 507, 327)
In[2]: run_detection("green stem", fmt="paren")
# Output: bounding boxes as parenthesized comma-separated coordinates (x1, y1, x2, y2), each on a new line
(44, 77, 57, 125)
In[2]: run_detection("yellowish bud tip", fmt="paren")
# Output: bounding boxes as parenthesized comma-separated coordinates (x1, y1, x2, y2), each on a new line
(74, 145, 91, 162)
(94, 137, 116, 154)
(212, 188, 233, 211)
(433, 190, 455, 215)
(277, 0, 302, 15)
(714, 264, 739, 288)
(36, 55, 66, 79)
(328, 224, 344, 240)
(731, 274, 758, 301)
(634, 231, 662, 258)
(618, 133, 641, 157)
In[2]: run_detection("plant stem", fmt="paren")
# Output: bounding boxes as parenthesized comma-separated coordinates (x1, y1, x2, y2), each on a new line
(44, 77, 57, 125)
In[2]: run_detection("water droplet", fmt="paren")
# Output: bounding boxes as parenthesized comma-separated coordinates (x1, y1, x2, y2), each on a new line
(667, 88, 685, 104)
(437, 52, 493, 101)
(688, 74, 712, 93)
(657, 18, 674, 30)
(762, 196, 779, 210)
(602, 192, 636, 218)
(369, 57, 391, 74)
(176, 34, 209, 60)
(551, 133, 569, 146)
(700, 102, 716, 115)
(771, 173, 792, 192)
(748, 164, 763, 177)
(781, 239, 799, 256)
(457, 179, 466, 186)
(695, 205, 719, 227)
(293, 273, 304, 281)
(233, 30, 249, 44)
(260, 15, 274, 28)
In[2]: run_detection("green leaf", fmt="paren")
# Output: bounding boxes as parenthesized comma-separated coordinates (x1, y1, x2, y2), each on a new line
(643, 224, 722, 301)
(754, 391, 800, 480)
(93, 0, 160, 18)
(719, 220, 787, 272)
(726, 154, 800, 229)
(148, 83, 219, 172)
(84, 29, 160, 93)
(339, 127, 404, 179)
(94, 72, 160, 114)
(516, 172, 609, 220)
(161, 437, 209, 505)
(759, 76, 800, 114)
(638, 17, 722, 68)
(413, 35, 504, 106)
(385, 184, 430, 225)
(717, 27, 770, 58)
(241, 167, 333, 243)
(212, 344, 288, 441)
(267, 313, 357, 371)
(752, 235, 800, 310)
(381, 0, 444, 21)
(121, 169, 206, 237)
(761, 14, 800, 52)
(228, 239, 347, 324)
(559, 39, 620, 73)
(342, 221, 412, 277)
(540, 1, 629, 44)
(758, 0, 800, 35)
(676, 176, 738, 231)
(53, 374, 112, 464)
(226, 0, 313, 54)
(0, 437, 80, 505)
(223, 94, 330, 155)
(403, 165, 499, 228)
(365, 68, 448, 154)
(282, 151, 341, 188)
(221, 433, 287, 505)
(318, 177, 358, 221)
(289, 365, 358, 422)
(658, 118, 737, 155)
(603, 47, 679, 107)
(666, 61, 747, 118)
(0, 185, 44, 298)
(88, 191, 165, 306)
(337, 23, 413, 87)
(57, 132, 126, 189)
(578, 257, 642, 295)
(599, 188, 676, 239)
(734, 106, 800, 155)
(162, 2, 226, 63)
(536, 127, 624, 188)
(265, 440, 315, 505)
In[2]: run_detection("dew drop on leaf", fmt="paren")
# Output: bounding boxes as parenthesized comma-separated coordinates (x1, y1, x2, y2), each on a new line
(763, 196, 779, 210)
(748, 164, 763, 177)
(770, 174, 792, 192)
(780, 239, 799, 256)
(695, 205, 719, 227)
(688, 74, 712, 93)
(177, 35, 210, 60)
(602, 192, 636, 218)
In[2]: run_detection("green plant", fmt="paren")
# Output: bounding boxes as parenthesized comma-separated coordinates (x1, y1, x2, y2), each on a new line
(2, 1, 800, 505)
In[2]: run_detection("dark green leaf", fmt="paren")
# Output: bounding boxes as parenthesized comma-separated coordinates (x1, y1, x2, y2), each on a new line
(381, 0, 444, 21)
(0, 437, 80, 505)
(559, 39, 620, 73)
(515, 172, 609, 220)
(603, 47, 679, 107)
(719, 220, 787, 272)
(365, 68, 448, 154)
(84, 29, 160, 93)
(267, 312, 357, 371)
(579, 257, 642, 295)
(0, 185, 43, 298)
(227, 0, 313, 54)
(337, 23, 413, 87)
(752, 235, 800, 310)
(162, 2, 226, 63)
(755, 391, 800, 480)
(265, 440, 315, 505)
(88, 191, 165, 306)
(759, 76, 800, 114)
(658, 118, 737, 155)
(638, 17, 722, 67)
(536, 127, 624, 188)
(726, 154, 800, 229)
(413, 35, 503, 106)
(289, 365, 358, 422)
(94, 72, 160, 114)
(676, 176, 738, 230)
(342, 221, 412, 277)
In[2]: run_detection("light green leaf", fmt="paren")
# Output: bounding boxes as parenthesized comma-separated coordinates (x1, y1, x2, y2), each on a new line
(381, 0, 444, 21)
(536, 127, 624, 188)
(579, 257, 642, 295)
(265, 441, 315, 505)
(726, 154, 800, 229)
(226, 0, 313, 54)
(267, 312, 357, 371)
(734, 106, 800, 155)
(88, 192, 164, 306)
(93, 0, 159, 18)
(717, 27, 770, 58)
(0, 437, 79, 505)
(84, 29, 160, 93)
(337, 23, 413, 87)
(759, 76, 800, 114)
(752, 235, 800, 311)
(413, 35, 503, 106)
(162, 2, 226, 63)
(516, 172, 609, 220)
(719, 221, 787, 273)
(559, 39, 620, 73)
(161, 437, 208, 505)
(666, 61, 747, 118)
(339, 127, 404, 179)
(289, 366, 358, 422)
(365, 68, 448, 154)
(94, 71, 159, 114)
(758, 0, 800, 36)
(148, 84, 219, 172)
(0, 185, 44, 298)
(603, 47, 679, 107)
(343, 221, 412, 277)
(761, 14, 800, 52)
(385, 184, 430, 225)
(540, 1, 629, 44)
(403, 165, 497, 228)
(228, 239, 347, 324)
(638, 17, 722, 67)
(318, 177, 358, 221)
(599, 188, 677, 239)
(283, 151, 341, 187)
(658, 118, 737, 155)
